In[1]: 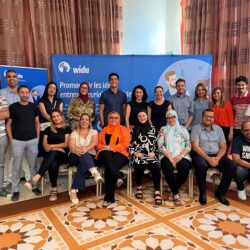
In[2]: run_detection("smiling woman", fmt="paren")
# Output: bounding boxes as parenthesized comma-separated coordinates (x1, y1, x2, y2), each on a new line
(97, 111, 130, 207)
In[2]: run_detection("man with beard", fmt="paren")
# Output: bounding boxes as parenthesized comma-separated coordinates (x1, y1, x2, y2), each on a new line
(6, 85, 40, 201)
(231, 121, 250, 200)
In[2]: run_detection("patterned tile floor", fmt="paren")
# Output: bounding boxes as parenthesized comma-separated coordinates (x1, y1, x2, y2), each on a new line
(0, 184, 249, 250)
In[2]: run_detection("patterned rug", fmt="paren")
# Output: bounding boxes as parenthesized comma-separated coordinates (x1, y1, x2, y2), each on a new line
(0, 184, 249, 250)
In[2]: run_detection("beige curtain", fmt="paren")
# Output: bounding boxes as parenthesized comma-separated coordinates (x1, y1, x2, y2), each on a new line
(182, 0, 250, 99)
(0, 0, 123, 74)
(76, 0, 122, 54)
(0, 0, 25, 65)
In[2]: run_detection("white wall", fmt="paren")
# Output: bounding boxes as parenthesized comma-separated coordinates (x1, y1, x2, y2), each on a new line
(122, 0, 181, 55)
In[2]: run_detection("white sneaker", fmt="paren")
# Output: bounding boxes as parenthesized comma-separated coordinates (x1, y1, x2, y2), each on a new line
(238, 189, 247, 200)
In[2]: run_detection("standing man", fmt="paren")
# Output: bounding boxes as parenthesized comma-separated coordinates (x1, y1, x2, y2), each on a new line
(0, 95, 10, 197)
(191, 109, 236, 205)
(231, 121, 250, 200)
(99, 73, 127, 127)
(231, 76, 250, 138)
(169, 78, 194, 130)
(6, 85, 40, 201)
(0, 70, 33, 187)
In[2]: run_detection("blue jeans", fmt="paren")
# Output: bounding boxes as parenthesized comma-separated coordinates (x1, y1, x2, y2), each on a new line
(235, 165, 250, 190)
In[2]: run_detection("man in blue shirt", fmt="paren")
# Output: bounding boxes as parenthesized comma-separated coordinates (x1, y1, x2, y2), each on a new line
(191, 109, 236, 205)
(169, 78, 194, 130)
(99, 73, 127, 127)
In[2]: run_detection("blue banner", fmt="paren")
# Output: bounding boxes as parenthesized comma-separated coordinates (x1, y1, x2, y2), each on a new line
(52, 55, 212, 129)
(0, 65, 48, 100)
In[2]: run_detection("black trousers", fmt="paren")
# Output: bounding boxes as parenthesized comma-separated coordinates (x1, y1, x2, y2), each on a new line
(38, 150, 68, 188)
(161, 157, 191, 195)
(98, 150, 128, 202)
(192, 153, 236, 196)
(134, 162, 161, 191)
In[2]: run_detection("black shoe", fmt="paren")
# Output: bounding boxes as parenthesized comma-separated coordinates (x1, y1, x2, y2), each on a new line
(199, 194, 207, 205)
(32, 188, 42, 196)
(11, 192, 19, 202)
(215, 191, 230, 206)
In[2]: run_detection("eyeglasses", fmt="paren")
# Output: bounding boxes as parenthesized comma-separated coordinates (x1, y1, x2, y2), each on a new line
(109, 117, 119, 120)
(166, 116, 176, 121)
(80, 86, 88, 90)
(204, 115, 214, 119)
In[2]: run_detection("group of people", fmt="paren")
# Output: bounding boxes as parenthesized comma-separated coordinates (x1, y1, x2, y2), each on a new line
(0, 70, 249, 208)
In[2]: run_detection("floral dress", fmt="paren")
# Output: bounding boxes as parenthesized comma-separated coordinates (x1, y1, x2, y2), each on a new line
(67, 97, 95, 130)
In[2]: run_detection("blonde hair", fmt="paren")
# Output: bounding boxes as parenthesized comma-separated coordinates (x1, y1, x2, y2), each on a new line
(194, 82, 208, 100)
(50, 110, 66, 133)
(211, 87, 225, 108)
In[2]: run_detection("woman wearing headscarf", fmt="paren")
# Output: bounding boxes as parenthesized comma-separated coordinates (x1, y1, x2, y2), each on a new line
(158, 110, 191, 206)
(67, 82, 95, 131)
(129, 110, 162, 205)
(97, 111, 130, 207)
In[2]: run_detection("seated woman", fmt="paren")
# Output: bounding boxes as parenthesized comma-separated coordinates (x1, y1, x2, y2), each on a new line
(24, 110, 71, 201)
(158, 110, 191, 206)
(129, 110, 162, 205)
(97, 111, 130, 207)
(68, 113, 102, 205)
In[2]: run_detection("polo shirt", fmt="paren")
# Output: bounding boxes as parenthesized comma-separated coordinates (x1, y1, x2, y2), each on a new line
(191, 123, 226, 155)
(99, 88, 127, 125)
(231, 91, 250, 129)
(169, 92, 194, 128)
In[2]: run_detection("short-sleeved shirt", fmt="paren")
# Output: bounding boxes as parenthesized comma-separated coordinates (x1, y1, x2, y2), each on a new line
(149, 100, 171, 131)
(128, 101, 148, 126)
(44, 126, 71, 145)
(70, 129, 98, 155)
(231, 92, 250, 129)
(39, 97, 63, 123)
(191, 99, 210, 128)
(169, 92, 194, 128)
(9, 102, 38, 141)
(0, 96, 8, 138)
(0, 86, 33, 105)
(231, 135, 250, 163)
(191, 123, 226, 155)
(99, 89, 127, 125)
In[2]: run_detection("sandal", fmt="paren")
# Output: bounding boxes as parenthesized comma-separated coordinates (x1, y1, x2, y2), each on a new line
(173, 194, 181, 206)
(49, 191, 58, 201)
(24, 180, 36, 190)
(135, 187, 143, 199)
(70, 189, 79, 205)
(168, 192, 174, 202)
(154, 193, 163, 206)
(102, 201, 113, 207)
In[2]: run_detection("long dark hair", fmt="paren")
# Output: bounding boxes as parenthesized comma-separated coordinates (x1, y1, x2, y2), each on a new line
(131, 85, 148, 102)
(41, 82, 58, 100)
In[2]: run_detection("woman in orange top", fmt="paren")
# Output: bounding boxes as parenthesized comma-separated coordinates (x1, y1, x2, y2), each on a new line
(210, 87, 234, 147)
(97, 111, 130, 207)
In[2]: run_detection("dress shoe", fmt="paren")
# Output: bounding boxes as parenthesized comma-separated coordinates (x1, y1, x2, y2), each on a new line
(11, 192, 20, 202)
(199, 194, 207, 205)
(215, 191, 230, 206)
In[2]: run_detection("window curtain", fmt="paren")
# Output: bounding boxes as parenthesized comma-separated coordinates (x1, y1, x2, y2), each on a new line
(0, 0, 123, 73)
(0, 0, 25, 65)
(181, 0, 250, 99)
